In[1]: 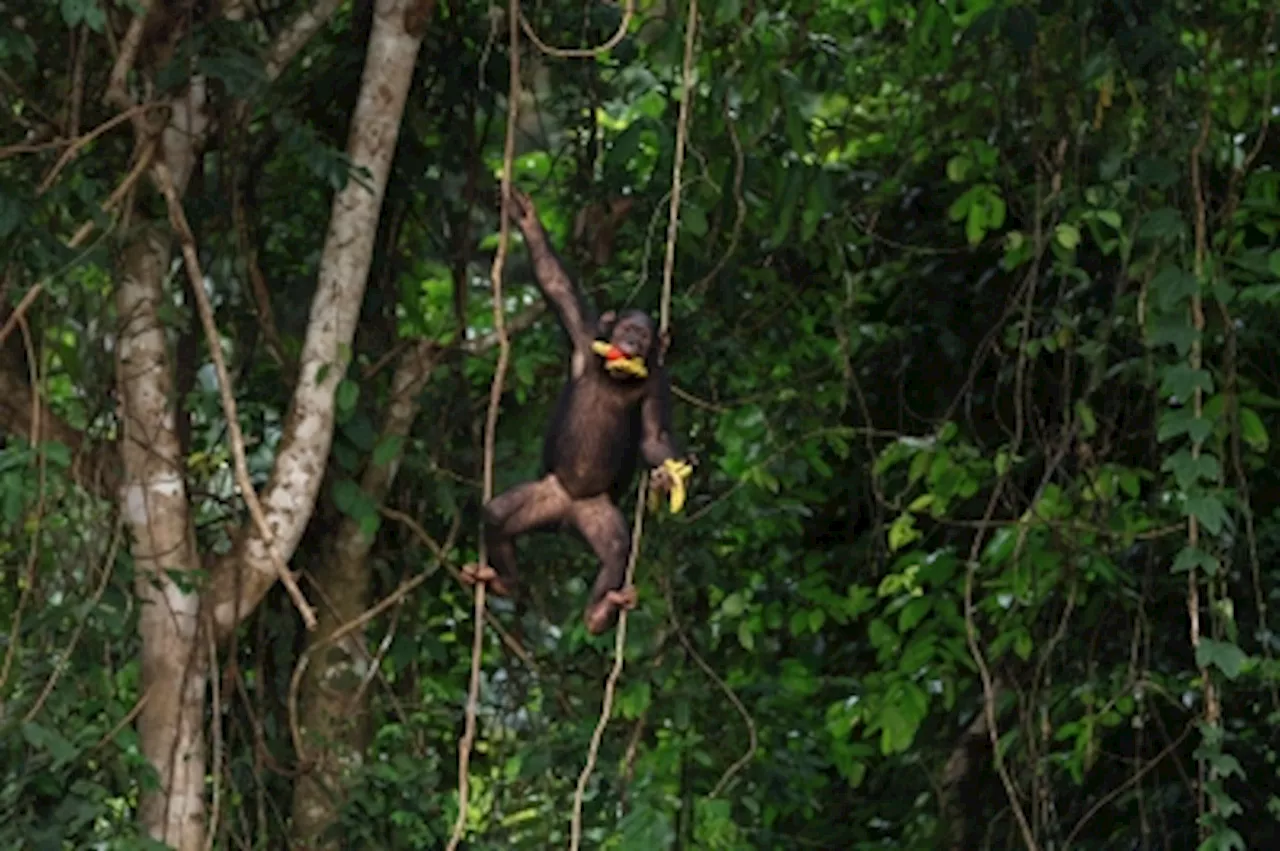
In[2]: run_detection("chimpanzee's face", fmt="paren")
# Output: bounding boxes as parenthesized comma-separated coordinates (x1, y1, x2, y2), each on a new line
(609, 311, 654, 361)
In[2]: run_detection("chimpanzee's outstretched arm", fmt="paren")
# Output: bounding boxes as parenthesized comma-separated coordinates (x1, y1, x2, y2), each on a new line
(506, 187, 594, 353)
(640, 369, 680, 466)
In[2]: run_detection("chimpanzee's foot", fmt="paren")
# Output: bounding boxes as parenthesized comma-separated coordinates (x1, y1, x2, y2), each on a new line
(584, 586, 638, 634)
(459, 563, 512, 597)
(606, 586, 638, 611)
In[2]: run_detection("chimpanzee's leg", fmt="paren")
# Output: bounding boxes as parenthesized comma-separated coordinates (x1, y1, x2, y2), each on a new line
(570, 495, 635, 634)
(461, 475, 572, 596)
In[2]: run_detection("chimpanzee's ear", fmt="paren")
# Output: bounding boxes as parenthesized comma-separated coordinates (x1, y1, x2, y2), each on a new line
(597, 310, 617, 335)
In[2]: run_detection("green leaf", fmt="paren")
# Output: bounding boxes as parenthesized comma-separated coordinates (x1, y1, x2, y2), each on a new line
(1161, 449, 1222, 492)
(1146, 313, 1199, 356)
(1172, 546, 1220, 576)
(865, 0, 888, 30)
(1239, 407, 1269, 452)
(907, 493, 935, 513)
(947, 190, 971, 223)
(1158, 364, 1214, 400)
(1195, 638, 1248, 680)
(1227, 93, 1250, 130)
(1055, 223, 1081, 250)
(331, 477, 363, 517)
(1013, 629, 1033, 661)
(1136, 159, 1179, 189)
(1138, 207, 1185, 242)
(1074, 400, 1097, 437)
(337, 378, 359, 413)
(1151, 265, 1199, 311)
(888, 513, 921, 552)
(372, 434, 405, 468)
(1184, 492, 1229, 536)
(1156, 409, 1213, 444)
(898, 597, 931, 632)
(965, 193, 989, 245)
(721, 592, 746, 617)
(617, 802, 676, 850)
(770, 167, 803, 247)
(983, 526, 1017, 565)
(946, 155, 972, 182)
(682, 202, 709, 237)
(21, 721, 79, 766)
(607, 122, 648, 174)
(1095, 209, 1122, 230)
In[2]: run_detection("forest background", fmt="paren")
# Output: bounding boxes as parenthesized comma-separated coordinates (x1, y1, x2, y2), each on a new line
(2, 0, 1280, 849)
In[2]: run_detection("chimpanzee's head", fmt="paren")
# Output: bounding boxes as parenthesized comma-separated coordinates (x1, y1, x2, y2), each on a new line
(599, 310, 654, 356)
(595, 309, 655, 379)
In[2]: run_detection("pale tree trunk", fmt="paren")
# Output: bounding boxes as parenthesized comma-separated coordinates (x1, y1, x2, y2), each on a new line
(292, 342, 439, 848)
(105, 0, 350, 846)
(116, 224, 206, 849)
(114, 53, 215, 843)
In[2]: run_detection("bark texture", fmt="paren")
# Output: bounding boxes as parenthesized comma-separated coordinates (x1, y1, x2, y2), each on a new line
(115, 0, 340, 843)
(117, 225, 206, 849)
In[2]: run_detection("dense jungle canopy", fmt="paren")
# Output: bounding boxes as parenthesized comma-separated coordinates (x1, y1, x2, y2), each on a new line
(3, 0, 1280, 849)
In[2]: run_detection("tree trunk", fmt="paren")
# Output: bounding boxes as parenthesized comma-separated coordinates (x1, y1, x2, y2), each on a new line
(103, 0, 346, 846)
(117, 225, 206, 850)
(940, 703, 993, 851)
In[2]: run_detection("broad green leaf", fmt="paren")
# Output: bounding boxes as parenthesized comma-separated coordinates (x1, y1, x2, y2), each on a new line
(1158, 364, 1214, 400)
(1238, 407, 1269, 452)
(946, 155, 972, 182)
(1151, 265, 1199, 311)
(1173, 546, 1221, 576)
(1138, 207, 1185, 242)
(907, 493, 935, 513)
(1184, 492, 1229, 536)
(1074, 400, 1097, 437)
(337, 378, 360, 414)
(1160, 449, 1221, 492)
(1055, 223, 1081, 250)
(1013, 629, 1033, 661)
(331, 478, 364, 517)
(721, 591, 747, 617)
(898, 597, 931, 633)
(983, 526, 1017, 565)
(372, 434, 405, 468)
(1195, 637, 1248, 680)
(888, 513, 921, 551)
(1156, 409, 1213, 444)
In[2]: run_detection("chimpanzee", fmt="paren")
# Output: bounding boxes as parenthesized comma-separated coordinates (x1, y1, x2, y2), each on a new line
(459, 186, 693, 634)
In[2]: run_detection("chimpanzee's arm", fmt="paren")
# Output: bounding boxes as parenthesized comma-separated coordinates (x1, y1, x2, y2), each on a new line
(507, 188, 594, 353)
(640, 369, 680, 466)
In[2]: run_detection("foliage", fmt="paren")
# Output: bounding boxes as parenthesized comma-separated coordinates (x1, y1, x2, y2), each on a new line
(3, 0, 1280, 848)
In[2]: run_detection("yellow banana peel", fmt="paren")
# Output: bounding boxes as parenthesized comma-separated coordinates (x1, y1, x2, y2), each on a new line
(650, 457, 693, 513)
(591, 339, 648, 378)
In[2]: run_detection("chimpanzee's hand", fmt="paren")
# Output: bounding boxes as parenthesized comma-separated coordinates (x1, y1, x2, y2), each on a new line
(649, 457, 695, 513)
(504, 185, 539, 234)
